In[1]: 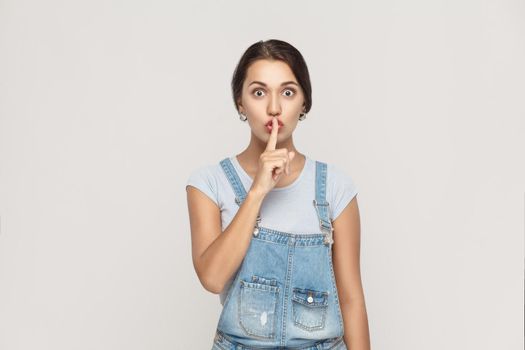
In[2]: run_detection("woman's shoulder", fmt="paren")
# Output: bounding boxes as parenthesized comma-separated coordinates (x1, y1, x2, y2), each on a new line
(185, 159, 226, 206)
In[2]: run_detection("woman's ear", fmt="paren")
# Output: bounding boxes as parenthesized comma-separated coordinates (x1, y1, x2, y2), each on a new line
(237, 99, 244, 113)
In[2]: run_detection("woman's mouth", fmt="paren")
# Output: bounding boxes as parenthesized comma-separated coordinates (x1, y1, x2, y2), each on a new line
(265, 120, 284, 132)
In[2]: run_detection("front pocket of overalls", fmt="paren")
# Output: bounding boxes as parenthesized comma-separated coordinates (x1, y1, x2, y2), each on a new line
(292, 287, 328, 331)
(238, 276, 279, 339)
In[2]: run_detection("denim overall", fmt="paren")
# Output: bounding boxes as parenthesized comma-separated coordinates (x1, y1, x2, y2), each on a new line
(212, 157, 347, 350)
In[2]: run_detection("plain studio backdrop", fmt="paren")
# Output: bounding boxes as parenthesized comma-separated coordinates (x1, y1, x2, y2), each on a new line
(0, 0, 523, 349)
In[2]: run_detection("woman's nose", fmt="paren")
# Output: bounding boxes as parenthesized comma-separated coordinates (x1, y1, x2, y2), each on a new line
(267, 93, 282, 115)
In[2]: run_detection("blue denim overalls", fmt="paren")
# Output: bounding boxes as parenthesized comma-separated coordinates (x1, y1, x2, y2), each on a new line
(212, 157, 347, 350)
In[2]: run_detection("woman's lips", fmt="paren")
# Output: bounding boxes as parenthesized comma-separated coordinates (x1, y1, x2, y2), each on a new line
(266, 121, 283, 133)
(266, 120, 284, 126)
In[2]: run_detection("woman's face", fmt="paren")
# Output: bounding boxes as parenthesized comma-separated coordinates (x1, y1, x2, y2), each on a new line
(238, 59, 305, 143)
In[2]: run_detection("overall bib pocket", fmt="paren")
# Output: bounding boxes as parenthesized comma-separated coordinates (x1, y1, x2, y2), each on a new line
(292, 287, 328, 331)
(238, 275, 279, 339)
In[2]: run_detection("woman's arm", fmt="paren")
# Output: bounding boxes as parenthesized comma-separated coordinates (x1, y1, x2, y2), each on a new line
(186, 186, 265, 294)
(332, 197, 371, 350)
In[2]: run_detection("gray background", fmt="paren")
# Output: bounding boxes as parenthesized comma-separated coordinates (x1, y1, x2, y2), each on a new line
(1, 0, 524, 349)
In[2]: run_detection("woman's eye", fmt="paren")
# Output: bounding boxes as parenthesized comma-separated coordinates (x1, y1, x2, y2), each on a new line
(283, 89, 295, 97)
(252, 88, 296, 97)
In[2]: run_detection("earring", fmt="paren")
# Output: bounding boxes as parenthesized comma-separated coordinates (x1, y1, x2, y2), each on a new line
(239, 112, 247, 122)
(299, 112, 307, 121)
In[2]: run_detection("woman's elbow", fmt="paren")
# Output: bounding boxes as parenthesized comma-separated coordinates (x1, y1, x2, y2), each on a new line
(195, 265, 224, 294)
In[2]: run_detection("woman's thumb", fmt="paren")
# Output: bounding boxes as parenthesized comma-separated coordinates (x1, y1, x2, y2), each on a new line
(289, 151, 296, 160)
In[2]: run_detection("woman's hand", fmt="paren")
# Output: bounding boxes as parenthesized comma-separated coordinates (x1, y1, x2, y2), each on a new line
(250, 116, 296, 196)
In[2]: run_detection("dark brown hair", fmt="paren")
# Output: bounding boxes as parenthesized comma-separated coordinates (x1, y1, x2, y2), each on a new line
(231, 39, 312, 114)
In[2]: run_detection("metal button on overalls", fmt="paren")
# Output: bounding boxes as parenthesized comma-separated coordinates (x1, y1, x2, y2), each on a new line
(307, 292, 314, 304)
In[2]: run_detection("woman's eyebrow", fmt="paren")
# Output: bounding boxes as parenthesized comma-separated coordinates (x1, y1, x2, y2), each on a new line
(248, 80, 299, 87)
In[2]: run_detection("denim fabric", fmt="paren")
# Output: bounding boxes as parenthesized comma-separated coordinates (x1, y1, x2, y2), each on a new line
(212, 329, 348, 349)
(211, 158, 347, 349)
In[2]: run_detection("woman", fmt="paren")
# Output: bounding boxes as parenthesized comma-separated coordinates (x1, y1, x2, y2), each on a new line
(186, 39, 371, 350)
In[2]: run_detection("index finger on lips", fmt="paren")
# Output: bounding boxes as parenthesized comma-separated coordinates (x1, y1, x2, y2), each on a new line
(265, 117, 279, 151)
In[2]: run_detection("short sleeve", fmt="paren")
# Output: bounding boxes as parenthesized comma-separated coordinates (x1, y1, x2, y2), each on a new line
(328, 164, 358, 221)
(185, 165, 219, 207)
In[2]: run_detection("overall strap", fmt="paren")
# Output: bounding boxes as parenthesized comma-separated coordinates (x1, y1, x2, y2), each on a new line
(219, 157, 262, 236)
(219, 157, 248, 206)
(313, 161, 334, 246)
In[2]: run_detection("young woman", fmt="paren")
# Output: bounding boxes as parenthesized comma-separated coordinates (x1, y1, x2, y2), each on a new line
(186, 39, 371, 350)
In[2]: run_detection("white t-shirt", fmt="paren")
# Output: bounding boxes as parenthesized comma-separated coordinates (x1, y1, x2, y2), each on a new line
(185, 154, 358, 304)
